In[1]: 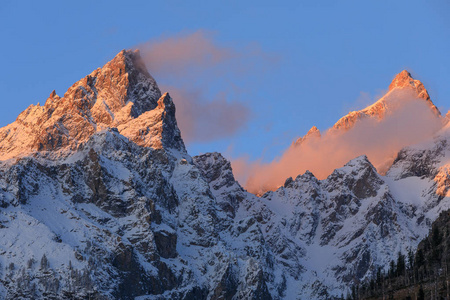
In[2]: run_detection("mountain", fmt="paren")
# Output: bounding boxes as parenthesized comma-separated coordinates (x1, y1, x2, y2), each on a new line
(294, 70, 441, 146)
(0, 50, 183, 160)
(293, 126, 321, 147)
(198, 142, 450, 298)
(333, 70, 440, 131)
(0, 50, 272, 299)
(0, 50, 449, 300)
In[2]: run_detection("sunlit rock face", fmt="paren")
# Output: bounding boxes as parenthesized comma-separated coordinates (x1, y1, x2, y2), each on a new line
(1, 49, 450, 300)
(0, 50, 184, 160)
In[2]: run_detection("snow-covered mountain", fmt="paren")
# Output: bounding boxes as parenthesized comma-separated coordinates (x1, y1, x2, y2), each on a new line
(0, 50, 449, 299)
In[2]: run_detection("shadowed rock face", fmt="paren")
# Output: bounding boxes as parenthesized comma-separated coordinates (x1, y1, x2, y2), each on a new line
(193, 152, 243, 218)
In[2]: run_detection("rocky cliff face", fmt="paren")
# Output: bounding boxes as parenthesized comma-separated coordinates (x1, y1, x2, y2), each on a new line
(0, 50, 449, 300)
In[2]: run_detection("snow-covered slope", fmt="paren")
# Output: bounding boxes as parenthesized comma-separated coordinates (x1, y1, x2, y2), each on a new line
(0, 49, 449, 300)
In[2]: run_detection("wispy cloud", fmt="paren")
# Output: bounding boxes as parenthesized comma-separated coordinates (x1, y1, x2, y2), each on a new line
(137, 30, 276, 143)
(160, 85, 250, 142)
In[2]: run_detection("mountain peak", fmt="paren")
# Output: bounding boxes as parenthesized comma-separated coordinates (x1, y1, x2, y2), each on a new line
(389, 70, 420, 90)
(0, 50, 184, 160)
(105, 49, 152, 81)
(389, 70, 432, 102)
(389, 70, 440, 116)
(61, 49, 162, 122)
(332, 70, 440, 131)
(294, 126, 321, 146)
(389, 70, 413, 90)
(306, 126, 320, 136)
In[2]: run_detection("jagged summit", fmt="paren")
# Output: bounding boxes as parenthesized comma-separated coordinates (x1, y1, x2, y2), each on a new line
(340, 154, 377, 172)
(333, 70, 441, 131)
(389, 69, 439, 115)
(389, 70, 426, 94)
(63, 49, 162, 123)
(0, 50, 184, 160)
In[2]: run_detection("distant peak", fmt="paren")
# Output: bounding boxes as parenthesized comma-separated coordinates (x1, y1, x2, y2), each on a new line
(389, 70, 440, 116)
(389, 69, 430, 100)
(294, 126, 321, 147)
(306, 126, 320, 137)
(389, 70, 416, 91)
(331, 70, 441, 132)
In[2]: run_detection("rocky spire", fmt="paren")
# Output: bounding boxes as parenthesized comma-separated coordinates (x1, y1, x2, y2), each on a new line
(117, 92, 186, 151)
(389, 70, 427, 95)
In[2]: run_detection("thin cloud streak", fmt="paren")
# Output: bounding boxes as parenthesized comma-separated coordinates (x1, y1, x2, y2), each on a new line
(139, 31, 232, 78)
(136, 31, 276, 143)
(161, 85, 250, 143)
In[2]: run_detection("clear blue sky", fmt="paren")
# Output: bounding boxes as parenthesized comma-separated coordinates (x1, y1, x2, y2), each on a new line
(1, 0, 449, 162)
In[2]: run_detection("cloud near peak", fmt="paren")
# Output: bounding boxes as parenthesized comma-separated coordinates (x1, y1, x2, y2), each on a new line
(136, 30, 275, 143)
(233, 89, 444, 195)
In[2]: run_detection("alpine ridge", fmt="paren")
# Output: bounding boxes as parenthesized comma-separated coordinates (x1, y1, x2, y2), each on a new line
(0, 50, 449, 300)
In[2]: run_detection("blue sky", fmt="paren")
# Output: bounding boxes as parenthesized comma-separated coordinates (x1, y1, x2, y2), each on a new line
(1, 0, 449, 162)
